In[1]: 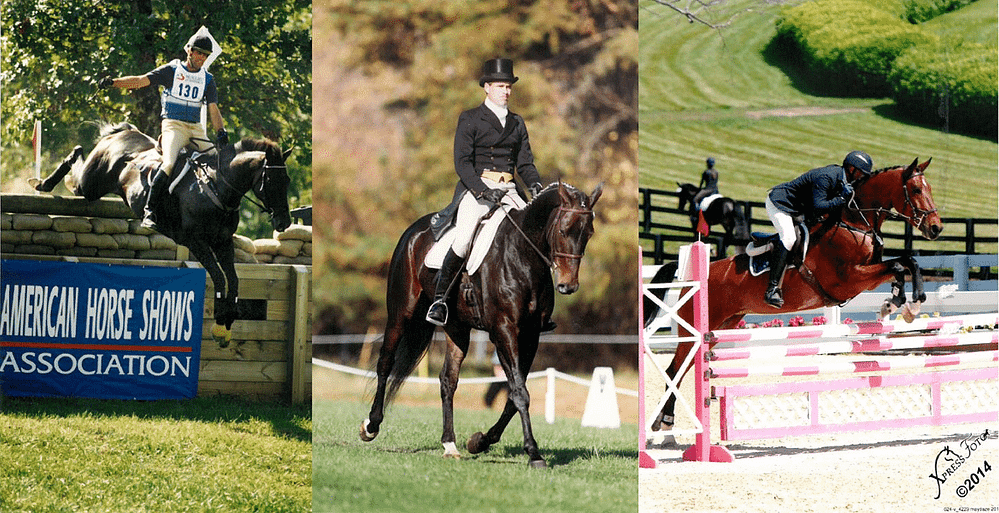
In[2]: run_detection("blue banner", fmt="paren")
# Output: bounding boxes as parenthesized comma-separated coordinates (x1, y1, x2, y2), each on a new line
(1, 259, 205, 400)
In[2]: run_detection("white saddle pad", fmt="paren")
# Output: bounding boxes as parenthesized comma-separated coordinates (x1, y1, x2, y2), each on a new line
(425, 194, 525, 275)
(698, 193, 723, 211)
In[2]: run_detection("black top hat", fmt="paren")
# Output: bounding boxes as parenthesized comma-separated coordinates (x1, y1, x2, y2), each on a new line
(479, 58, 519, 86)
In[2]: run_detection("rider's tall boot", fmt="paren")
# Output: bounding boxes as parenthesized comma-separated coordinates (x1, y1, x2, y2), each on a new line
(141, 167, 170, 232)
(764, 244, 789, 308)
(426, 249, 464, 326)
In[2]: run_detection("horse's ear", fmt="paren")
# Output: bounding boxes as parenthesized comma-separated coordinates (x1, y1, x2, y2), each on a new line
(558, 181, 571, 203)
(919, 157, 932, 172)
(903, 158, 919, 179)
(282, 148, 293, 161)
(588, 182, 604, 208)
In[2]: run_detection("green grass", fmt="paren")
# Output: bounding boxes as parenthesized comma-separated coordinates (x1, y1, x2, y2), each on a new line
(639, 0, 997, 220)
(0, 397, 311, 513)
(313, 400, 637, 513)
(923, 0, 999, 44)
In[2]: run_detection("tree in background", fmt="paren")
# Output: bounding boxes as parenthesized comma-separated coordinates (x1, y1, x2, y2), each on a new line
(1, 0, 312, 239)
(313, 0, 638, 338)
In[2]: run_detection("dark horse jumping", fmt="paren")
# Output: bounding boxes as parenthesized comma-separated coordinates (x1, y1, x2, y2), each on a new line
(676, 182, 749, 245)
(360, 182, 602, 468)
(32, 122, 292, 344)
(645, 159, 942, 433)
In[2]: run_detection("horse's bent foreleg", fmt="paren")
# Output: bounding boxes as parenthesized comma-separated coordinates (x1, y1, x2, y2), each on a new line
(186, 241, 232, 346)
(440, 331, 469, 458)
(33, 146, 84, 193)
(214, 241, 239, 330)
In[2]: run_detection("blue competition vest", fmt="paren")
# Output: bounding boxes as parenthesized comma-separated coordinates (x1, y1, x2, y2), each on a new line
(160, 60, 210, 123)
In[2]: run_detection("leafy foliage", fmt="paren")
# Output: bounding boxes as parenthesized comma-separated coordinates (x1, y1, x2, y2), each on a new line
(1, 0, 312, 239)
(313, 0, 638, 334)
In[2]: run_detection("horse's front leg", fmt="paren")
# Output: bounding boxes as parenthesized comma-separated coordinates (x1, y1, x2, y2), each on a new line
(186, 241, 232, 347)
(894, 254, 925, 321)
(32, 145, 84, 192)
(214, 240, 240, 330)
(468, 327, 545, 468)
(439, 329, 470, 459)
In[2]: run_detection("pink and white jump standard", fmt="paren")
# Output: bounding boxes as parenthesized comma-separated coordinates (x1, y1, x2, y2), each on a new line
(640, 243, 998, 465)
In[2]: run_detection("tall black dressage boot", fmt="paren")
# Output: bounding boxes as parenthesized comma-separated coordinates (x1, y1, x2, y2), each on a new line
(141, 168, 170, 232)
(426, 249, 464, 326)
(764, 244, 789, 308)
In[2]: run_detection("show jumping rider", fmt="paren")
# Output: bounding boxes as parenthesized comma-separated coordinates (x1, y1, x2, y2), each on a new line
(425, 58, 548, 328)
(763, 151, 874, 308)
(99, 33, 228, 232)
(690, 157, 719, 221)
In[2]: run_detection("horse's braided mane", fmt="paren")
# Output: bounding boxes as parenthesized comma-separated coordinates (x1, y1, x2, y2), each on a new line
(93, 121, 139, 139)
(532, 182, 589, 207)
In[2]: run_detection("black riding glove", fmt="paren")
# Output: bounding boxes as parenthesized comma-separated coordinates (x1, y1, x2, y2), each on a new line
(528, 182, 544, 198)
(480, 188, 505, 205)
(216, 128, 229, 147)
(98, 77, 114, 89)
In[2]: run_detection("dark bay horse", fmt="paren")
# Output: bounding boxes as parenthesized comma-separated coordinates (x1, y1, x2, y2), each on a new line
(32, 122, 292, 344)
(360, 182, 602, 468)
(646, 159, 942, 432)
(676, 183, 749, 244)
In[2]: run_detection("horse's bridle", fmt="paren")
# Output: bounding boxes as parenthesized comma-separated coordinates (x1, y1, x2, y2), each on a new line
(545, 206, 595, 267)
(846, 170, 938, 236)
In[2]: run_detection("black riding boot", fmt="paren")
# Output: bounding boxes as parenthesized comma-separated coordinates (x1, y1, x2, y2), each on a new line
(141, 168, 170, 231)
(426, 249, 464, 326)
(764, 244, 789, 308)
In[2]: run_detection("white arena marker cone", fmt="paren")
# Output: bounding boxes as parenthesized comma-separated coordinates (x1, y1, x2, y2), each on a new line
(580, 367, 621, 428)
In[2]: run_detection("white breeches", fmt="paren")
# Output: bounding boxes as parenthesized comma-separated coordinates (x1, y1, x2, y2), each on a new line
(765, 195, 796, 251)
(450, 178, 518, 258)
(160, 119, 214, 176)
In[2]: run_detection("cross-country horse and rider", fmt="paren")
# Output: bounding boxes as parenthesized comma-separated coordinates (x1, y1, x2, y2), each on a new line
(31, 28, 294, 346)
(645, 150, 943, 434)
(358, 58, 603, 468)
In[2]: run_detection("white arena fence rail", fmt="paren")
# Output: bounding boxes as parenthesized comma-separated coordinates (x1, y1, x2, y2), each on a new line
(640, 242, 998, 465)
(313, 358, 637, 426)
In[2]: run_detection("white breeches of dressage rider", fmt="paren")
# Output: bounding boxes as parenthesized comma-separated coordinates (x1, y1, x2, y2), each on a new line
(450, 178, 518, 258)
(160, 119, 215, 176)
(765, 194, 796, 251)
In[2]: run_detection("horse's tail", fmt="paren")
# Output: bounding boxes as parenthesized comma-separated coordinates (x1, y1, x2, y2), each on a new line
(642, 260, 679, 328)
(382, 215, 438, 403)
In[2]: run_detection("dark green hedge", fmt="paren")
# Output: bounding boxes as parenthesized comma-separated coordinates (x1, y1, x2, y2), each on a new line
(775, 0, 929, 96)
(889, 41, 998, 136)
(776, 0, 996, 137)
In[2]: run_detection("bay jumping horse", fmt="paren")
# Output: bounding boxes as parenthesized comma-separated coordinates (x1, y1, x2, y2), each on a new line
(360, 182, 602, 468)
(645, 159, 942, 432)
(32, 121, 292, 345)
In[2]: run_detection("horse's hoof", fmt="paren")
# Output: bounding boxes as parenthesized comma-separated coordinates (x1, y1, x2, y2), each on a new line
(211, 324, 232, 348)
(359, 419, 378, 442)
(467, 432, 490, 454)
(902, 302, 919, 323)
(442, 442, 461, 459)
(528, 459, 547, 469)
(27, 177, 42, 188)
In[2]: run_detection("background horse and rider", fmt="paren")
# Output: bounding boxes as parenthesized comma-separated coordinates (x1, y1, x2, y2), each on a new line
(675, 182, 750, 246)
(644, 159, 944, 432)
(32, 121, 293, 344)
(359, 182, 602, 468)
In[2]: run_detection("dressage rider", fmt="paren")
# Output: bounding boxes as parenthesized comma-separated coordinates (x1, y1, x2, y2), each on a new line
(763, 151, 873, 308)
(425, 58, 546, 327)
(99, 33, 228, 232)
(690, 157, 719, 220)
